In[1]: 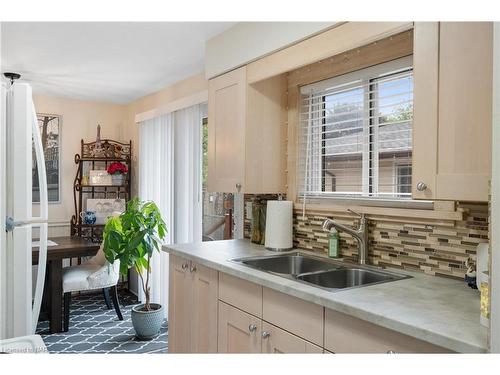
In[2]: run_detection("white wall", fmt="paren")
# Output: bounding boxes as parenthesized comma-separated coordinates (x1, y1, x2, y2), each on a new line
(205, 22, 337, 78)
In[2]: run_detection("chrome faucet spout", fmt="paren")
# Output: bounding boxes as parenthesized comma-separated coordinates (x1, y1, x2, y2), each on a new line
(322, 214, 369, 265)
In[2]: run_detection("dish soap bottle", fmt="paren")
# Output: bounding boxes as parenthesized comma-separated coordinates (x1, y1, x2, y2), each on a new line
(328, 228, 339, 258)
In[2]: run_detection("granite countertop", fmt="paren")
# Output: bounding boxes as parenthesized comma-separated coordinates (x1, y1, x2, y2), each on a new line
(163, 239, 488, 353)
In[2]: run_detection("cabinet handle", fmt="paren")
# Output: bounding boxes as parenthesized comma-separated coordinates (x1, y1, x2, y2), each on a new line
(248, 324, 257, 333)
(190, 264, 197, 273)
(181, 263, 189, 270)
(416, 182, 427, 191)
(236, 183, 242, 193)
(386, 350, 398, 354)
(261, 331, 270, 339)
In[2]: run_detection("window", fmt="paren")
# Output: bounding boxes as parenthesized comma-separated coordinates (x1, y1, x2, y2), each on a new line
(396, 164, 412, 197)
(33, 113, 61, 203)
(299, 57, 413, 201)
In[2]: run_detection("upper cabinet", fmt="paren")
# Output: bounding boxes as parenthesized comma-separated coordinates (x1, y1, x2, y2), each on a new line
(208, 66, 287, 194)
(413, 22, 493, 201)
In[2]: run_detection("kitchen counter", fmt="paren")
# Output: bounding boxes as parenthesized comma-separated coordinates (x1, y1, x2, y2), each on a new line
(163, 239, 488, 353)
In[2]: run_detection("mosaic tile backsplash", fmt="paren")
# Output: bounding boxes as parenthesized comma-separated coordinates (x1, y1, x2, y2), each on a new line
(244, 195, 489, 280)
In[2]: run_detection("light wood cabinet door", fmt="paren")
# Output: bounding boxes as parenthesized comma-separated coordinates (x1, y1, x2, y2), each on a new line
(412, 22, 439, 200)
(436, 22, 493, 201)
(190, 262, 218, 353)
(261, 322, 323, 354)
(412, 22, 493, 201)
(208, 66, 247, 193)
(217, 301, 262, 353)
(168, 255, 192, 353)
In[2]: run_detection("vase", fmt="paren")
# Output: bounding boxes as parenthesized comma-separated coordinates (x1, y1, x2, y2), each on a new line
(111, 174, 124, 186)
(131, 303, 164, 340)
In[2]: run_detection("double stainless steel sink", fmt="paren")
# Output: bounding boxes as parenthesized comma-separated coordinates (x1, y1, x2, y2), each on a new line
(232, 252, 410, 292)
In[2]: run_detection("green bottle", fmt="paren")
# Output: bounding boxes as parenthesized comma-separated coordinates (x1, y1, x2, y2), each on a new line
(328, 228, 339, 258)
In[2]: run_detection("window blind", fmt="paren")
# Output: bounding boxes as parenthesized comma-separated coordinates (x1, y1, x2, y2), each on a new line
(298, 56, 414, 201)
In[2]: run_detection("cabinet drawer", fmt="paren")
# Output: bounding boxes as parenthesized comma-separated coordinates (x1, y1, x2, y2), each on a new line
(261, 322, 323, 354)
(262, 288, 324, 346)
(325, 309, 453, 353)
(219, 273, 263, 317)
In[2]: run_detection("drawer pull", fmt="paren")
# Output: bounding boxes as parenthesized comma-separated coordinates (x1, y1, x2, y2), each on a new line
(261, 331, 270, 339)
(248, 324, 257, 333)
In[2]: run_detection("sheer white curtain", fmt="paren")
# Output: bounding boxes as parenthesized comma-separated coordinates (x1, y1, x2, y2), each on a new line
(173, 104, 205, 243)
(138, 102, 206, 318)
(138, 113, 174, 317)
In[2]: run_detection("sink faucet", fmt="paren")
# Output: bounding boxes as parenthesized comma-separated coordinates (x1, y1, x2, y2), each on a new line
(322, 209, 369, 265)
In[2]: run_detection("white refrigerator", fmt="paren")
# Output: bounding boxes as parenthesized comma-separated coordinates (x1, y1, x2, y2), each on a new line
(0, 81, 48, 340)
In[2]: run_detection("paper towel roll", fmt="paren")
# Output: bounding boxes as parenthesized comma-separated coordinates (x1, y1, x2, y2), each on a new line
(265, 200, 293, 251)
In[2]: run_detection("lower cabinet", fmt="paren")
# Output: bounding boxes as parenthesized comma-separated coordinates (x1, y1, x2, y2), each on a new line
(261, 321, 323, 354)
(168, 254, 218, 353)
(324, 308, 452, 353)
(168, 255, 454, 353)
(218, 301, 322, 354)
(218, 301, 262, 353)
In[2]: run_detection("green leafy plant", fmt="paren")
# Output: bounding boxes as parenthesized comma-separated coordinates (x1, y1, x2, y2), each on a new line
(103, 197, 166, 311)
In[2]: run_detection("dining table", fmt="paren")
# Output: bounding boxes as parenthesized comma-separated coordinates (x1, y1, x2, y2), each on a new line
(32, 236, 101, 333)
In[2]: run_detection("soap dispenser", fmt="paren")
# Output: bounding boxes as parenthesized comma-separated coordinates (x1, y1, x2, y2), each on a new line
(328, 228, 339, 258)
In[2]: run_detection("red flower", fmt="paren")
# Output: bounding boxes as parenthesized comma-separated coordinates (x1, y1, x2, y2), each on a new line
(107, 162, 128, 175)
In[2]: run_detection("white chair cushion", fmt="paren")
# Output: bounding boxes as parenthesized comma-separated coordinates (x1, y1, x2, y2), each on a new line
(62, 260, 120, 293)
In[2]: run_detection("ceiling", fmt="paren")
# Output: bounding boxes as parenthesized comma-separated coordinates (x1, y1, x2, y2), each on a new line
(1, 22, 235, 104)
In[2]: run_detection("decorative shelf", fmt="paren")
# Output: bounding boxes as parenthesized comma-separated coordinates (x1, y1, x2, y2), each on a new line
(71, 138, 132, 242)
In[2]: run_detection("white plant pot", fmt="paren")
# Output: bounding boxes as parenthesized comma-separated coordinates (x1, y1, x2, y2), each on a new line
(111, 174, 124, 186)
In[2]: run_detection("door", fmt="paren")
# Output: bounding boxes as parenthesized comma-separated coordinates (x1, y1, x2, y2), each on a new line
(261, 322, 323, 353)
(412, 22, 439, 200)
(412, 22, 493, 201)
(208, 66, 247, 193)
(217, 301, 261, 353)
(168, 255, 192, 353)
(436, 22, 493, 201)
(4, 83, 48, 338)
(190, 262, 218, 353)
(0, 83, 6, 339)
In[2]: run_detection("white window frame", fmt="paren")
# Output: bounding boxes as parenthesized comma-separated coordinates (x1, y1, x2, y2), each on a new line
(298, 56, 431, 208)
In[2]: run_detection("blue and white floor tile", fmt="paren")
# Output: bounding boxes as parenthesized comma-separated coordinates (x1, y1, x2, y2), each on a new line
(36, 290, 168, 354)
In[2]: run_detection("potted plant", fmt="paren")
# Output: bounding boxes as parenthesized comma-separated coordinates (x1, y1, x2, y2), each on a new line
(107, 161, 128, 186)
(103, 197, 167, 340)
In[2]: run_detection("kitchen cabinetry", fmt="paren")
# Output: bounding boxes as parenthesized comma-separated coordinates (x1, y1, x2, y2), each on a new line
(324, 308, 452, 353)
(218, 301, 262, 353)
(207, 66, 287, 193)
(413, 22, 493, 201)
(169, 254, 451, 353)
(262, 287, 323, 346)
(261, 321, 323, 354)
(217, 301, 323, 354)
(168, 254, 218, 353)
